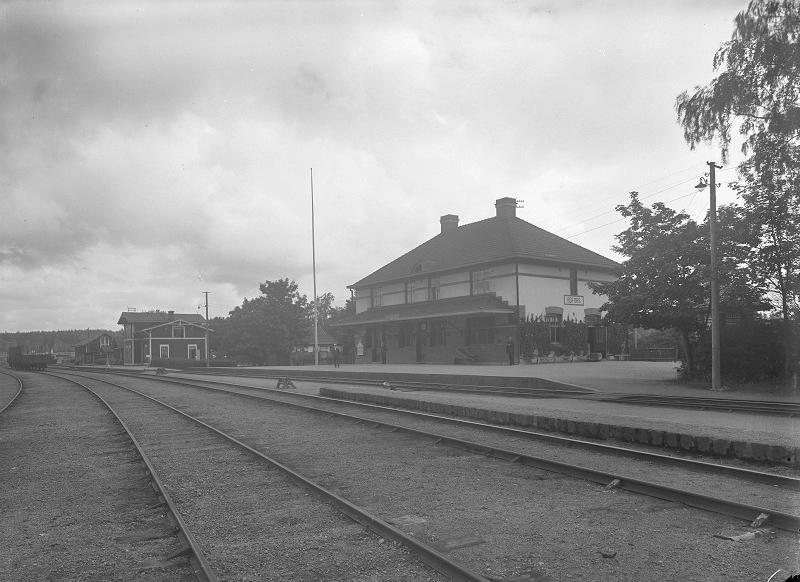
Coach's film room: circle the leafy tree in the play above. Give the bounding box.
[676,0,800,163]
[733,135,800,376]
[676,1,800,379]
[308,291,336,324]
[589,193,766,377]
[217,278,308,365]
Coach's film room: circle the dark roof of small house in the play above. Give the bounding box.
[351,215,618,288]
[329,293,515,327]
[117,312,206,325]
[300,326,339,345]
[75,332,115,347]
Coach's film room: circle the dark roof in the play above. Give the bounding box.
[329,294,515,327]
[75,332,114,347]
[300,326,339,345]
[351,215,618,288]
[118,312,206,325]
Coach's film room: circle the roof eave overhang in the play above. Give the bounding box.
[349,256,619,290]
[329,306,514,327]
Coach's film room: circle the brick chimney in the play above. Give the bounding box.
[440,214,459,233]
[167,310,174,321]
[495,197,517,218]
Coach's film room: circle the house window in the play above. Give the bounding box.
[172,326,185,338]
[188,345,198,359]
[399,323,414,348]
[371,288,382,308]
[472,270,491,295]
[430,321,446,347]
[100,336,110,346]
[406,279,430,303]
[570,269,578,296]
[429,278,440,301]
[160,345,169,358]
[544,313,563,343]
[466,316,495,345]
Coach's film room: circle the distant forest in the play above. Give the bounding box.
[0,329,123,354]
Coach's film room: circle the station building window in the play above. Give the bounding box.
[429,278,440,301]
[172,326,185,338]
[466,316,495,345]
[371,288,383,308]
[471,269,491,295]
[160,345,169,358]
[544,306,564,344]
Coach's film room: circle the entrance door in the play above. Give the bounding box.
[588,326,607,357]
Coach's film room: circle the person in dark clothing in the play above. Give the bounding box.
[380,343,387,364]
[506,336,515,365]
[333,347,340,368]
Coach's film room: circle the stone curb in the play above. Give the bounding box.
[319,387,798,467]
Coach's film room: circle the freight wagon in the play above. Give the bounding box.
[6,346,51,371]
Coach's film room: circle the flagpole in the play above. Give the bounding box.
[311,168,319,366]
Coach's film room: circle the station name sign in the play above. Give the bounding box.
[384,313,400,321]
[564,295,584,306]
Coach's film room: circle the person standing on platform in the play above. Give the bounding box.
[506,336,515,365]
[381,343,387,364]
[333,347,340,368]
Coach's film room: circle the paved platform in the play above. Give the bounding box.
[219,361,799,459]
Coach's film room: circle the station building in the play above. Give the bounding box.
[117,310,209,365]
[330,197,618,364]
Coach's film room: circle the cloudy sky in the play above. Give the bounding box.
[1,0,749,332]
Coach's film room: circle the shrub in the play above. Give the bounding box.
[681,319,795,383]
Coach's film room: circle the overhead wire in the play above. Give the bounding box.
[557,164,740,241]
[546,163,707,229]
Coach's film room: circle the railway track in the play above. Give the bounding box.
[90,369,800,487]
[12,368,800,580]
[64,370,800,526]
[44,371,485,582]
[0,369,200,582]
[608,393,800,417]
[0,369,22,413]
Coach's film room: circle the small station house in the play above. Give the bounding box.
[118,310,209,365]
[331,198,618,364]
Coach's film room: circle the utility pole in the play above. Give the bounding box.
[697,162,723,391]
[311,168,319,366]
[708,161,722,391]
[203,291,210,367]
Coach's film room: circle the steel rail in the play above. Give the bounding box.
[43,372,218,582]
[64,370,800,534]
[0,369,24,414]
[96,369,800,490]
[47,371,493,582]
[611,394,800,416]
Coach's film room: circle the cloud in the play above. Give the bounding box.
[0,0,751,330]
